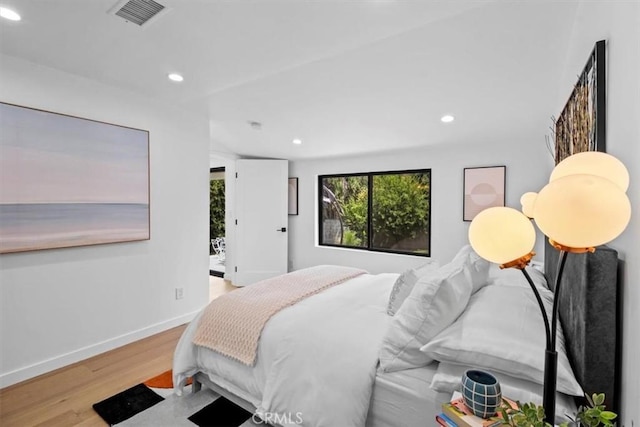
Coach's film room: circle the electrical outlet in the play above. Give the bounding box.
[175,287,184,300]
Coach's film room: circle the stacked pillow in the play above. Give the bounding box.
[386,260,439,316]
[378,246,490,372]
[421,280,583,396]
[378,246,584,408]
[486,263,548,291]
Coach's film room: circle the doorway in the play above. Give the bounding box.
[209,167,225,278]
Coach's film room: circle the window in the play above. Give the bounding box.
[319,169,431,256]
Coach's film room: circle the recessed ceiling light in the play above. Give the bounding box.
[0,7,21,21]
[292,139,302,145]
[441,115,455,123]
[168,73,184,82]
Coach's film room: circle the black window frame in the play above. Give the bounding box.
[318,168,431,257]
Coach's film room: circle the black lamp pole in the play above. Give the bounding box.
[518,250,568,423]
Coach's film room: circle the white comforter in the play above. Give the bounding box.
[173,272,397,427]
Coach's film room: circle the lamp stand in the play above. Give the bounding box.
[516,249,569,424]
[543,350,558,423]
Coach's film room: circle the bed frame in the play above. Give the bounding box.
[544,239,620,412]
[192,374,257,414]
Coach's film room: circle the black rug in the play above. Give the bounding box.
[188,397,252,427]
[93,383,164,425]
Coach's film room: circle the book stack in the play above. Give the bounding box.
[435,392,517,427]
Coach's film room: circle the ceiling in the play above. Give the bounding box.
[0,0,581,160]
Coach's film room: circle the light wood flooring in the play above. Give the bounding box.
[209,276,236,301]
[0,277,236,427]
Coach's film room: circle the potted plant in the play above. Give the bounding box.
[499,400,549,427]
[499,393,617,427]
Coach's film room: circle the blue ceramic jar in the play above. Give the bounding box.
[461,369,502,418]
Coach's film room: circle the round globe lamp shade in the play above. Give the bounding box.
[550,151,629,192]
[520,192,538,218]
[469,207,536,265]
[534,175,631,249]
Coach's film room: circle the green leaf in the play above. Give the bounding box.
[600,411,617,420]
[500,407,510,421]
[593,393,605,406]
[585,408,599,416]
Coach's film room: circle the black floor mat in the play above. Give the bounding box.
[187,396,253,427]
[92,383,164,425]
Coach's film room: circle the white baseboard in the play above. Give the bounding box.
[0,310,200,389]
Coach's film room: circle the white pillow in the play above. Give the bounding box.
[387,260,440,316]
[464,246,491,293]
[421,285,583,396]
[488,264,548,290]
[379,246,488,372]
[430,362,577,423]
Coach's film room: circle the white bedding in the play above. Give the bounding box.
[366,364,450,427]
[174,272,399,427]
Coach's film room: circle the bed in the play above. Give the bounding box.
[173,243,619,426]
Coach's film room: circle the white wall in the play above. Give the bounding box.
[289,137,550,273]
[0,55,211,387]
[557,2,639,424]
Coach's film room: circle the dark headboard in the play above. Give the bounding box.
[544,239,620,411]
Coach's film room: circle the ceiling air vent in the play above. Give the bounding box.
[110,0,167,27]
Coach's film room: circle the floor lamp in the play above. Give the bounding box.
[468,152,630,423]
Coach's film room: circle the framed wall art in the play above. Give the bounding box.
[554,40,606,164]
[288,177,298,215]
[463,166,506,221]
[0,102,150,254]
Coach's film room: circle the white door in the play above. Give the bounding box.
[234,159,288,286]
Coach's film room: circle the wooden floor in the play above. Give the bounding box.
[0,325,187,427]
[209,275,236,301]
[0,277,236,427]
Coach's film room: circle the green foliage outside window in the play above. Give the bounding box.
[320,170,430,255]
[210,179,225,253]
[371,173,430,251]
[322,176,368,248]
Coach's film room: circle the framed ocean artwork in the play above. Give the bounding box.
[0,102,150,254]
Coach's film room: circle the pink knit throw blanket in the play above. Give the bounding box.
[192,265,366,365]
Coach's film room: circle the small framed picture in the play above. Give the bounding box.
[463,166,506,221]
[288,177,298,215]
